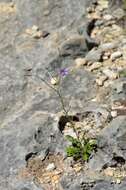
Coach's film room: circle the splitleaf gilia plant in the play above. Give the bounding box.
[37,67,97,162]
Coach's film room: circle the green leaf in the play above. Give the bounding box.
[66,146,81,157]
[89,139,97,146]
[66,135,81,147]
[65,135,75,142]
[82,153,88,161]
[66,136,97,162]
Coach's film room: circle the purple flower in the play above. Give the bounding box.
[59,68,68,77]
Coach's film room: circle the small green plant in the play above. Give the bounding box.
[37,65,97,162]
[66,135,97,161]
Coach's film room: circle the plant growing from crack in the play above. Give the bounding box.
[66,135,97,161]
[37,67,97,162]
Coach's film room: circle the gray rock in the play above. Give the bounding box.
[0,1,97,186]
[88,150,112,171]
[108,0,123,9]
[85,48,103,62]
[99,42,118,51]
[112,8,125,19]
[111,78,126,103]
[78,19,99,50]
[98,116,126,164]
[59,18,99,58]
[14,0,91,30]
[95,20,104,27]
[92,181,114,190]
[2,0,126,190]
[0,112,51,190]
[60,172,115,190]
[59,35,88,58]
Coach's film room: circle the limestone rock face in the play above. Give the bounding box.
[1,0,126,189]
[14,0,90,29]
[0,1,95,190]
[109,0,123,9]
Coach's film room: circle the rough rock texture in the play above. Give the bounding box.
[14,0,90,30]
[88,116,126,172]
[0,1,97,190]
[0,0,126,189]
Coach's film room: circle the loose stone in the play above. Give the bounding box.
[102,68,118,79]
[103,14,113,21]
[96,75,108,86]
[111,110,118,118]
[89,62,102,71]
[111,51,122,61]
[50,77,59,85]
[46,163,56,171]
[75,58,87,67]
[32,25,39,31]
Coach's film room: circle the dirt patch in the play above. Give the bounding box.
[26,154,64,189]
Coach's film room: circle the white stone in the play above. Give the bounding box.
[89,62,102,71]
[116,179,121,184]
[103,55,109,60]
[102,68,118,79]
[111,110,117,118]
[96,75,108,86]
[46,163,56,171]
[111,51,122,61]
[103,14,113,21]
[50,77,59,85]
[32,25,39,31]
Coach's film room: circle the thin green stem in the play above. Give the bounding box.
[38,75,70,115]
[38,75,80,141]
[56,89,69,116]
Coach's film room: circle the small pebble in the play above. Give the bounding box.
[100,42,117,51]
[75,58,87,67]
[111,51,122,61]
[111,110,117,118]
[89,62,102,71]
[95,20,104,27]
[25,28,33,35]
[46,163,56,171]
[50,77,59,85]
[103,14,113,21]
[104,167,114,177]
[104,80,113,87]
[96,75,108,86]
[103,55,109,60]
[32,25,39,31]
[103,68,118,80]
[116,179,121,184]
